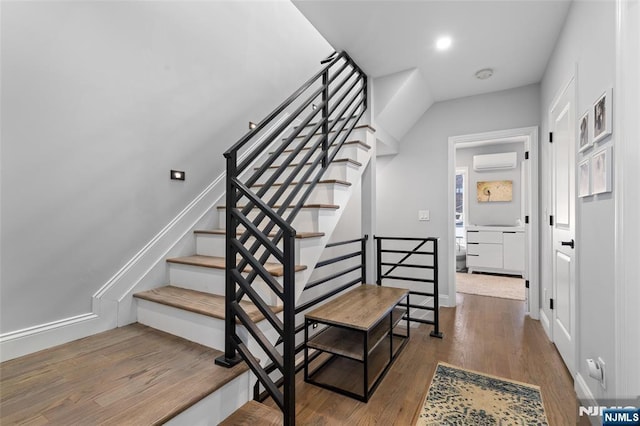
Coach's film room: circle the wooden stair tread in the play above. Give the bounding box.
[133,286,282,322]
[219,400,282,425]
[166,255,307,277]
[250,178,352,188]
[254,158,362,170]
[0,323,248,425]
[194,229,325,239]
[216,203,339,210]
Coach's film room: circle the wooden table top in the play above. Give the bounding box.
[305,284,409,331]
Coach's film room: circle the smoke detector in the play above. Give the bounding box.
[475,68,494,80]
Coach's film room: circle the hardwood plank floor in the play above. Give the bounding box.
[283,293,583,425]
[0,324,248,425]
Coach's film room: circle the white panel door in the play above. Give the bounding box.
[550,78,576,375]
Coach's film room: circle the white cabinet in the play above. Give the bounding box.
[467,232,503,269]
[466,227,524,276]
[503,232,525,272]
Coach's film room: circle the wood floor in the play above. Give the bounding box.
[0,324,248,425]
[277,292,582,425]
[1,293,584,425]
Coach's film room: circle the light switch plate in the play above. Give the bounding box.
[418,210,430,221]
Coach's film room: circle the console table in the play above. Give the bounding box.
[303,285,409,402]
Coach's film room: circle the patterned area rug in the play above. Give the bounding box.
[416,362,548,425]
[456,272,525,301]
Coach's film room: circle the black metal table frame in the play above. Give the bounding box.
[303,294,410,402]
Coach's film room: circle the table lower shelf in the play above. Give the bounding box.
[306,334,406,401]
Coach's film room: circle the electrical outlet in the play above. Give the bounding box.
[598,357,606,389]
[418,210,430,221]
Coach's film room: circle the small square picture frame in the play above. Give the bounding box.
[591,145,612,194]
[578,157,591,197]
[578,109,591,152]
[593,88,612,144]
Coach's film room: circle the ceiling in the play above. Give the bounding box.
[293,0,572,103]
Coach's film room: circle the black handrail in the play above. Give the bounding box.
[375,236,444,338]
[215,52,367,426]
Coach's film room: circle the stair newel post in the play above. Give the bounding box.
[321,66,329,169]
[215,151,243,368]
[361,235,368,284]
[362,72,368,112]
[282,227,296,426]
[430,238,443,338]
[375,236,382,286]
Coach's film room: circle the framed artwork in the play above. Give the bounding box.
[578,110,591,152]
[578,157,591,197]
[476,180,513,202]
[591,146,612,194]
[593,88,612,143]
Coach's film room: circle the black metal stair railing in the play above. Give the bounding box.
[214,51,367,426]
[375,236,444,338]
[253,236,368,402]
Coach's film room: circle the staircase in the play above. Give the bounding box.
[130,52,371,424]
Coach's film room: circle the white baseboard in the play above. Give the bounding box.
[539,308,552,340]
[0,300,117,362]
[575,372,600,425]
[439,294,450,308]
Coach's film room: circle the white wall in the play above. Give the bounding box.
[0,1,330,333]
[614,0,640,399]
[376,84,540,299]
[456,143,525,227]
[540,0,617,402]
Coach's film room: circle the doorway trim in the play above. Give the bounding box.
[447,127,539,318]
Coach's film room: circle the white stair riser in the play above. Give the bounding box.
[196,233,323,265]
[165,371,251,426]
[168,263,226,295]
[253,161,360,185]
[136,298,281,366]
[137,298,226,350]
[291,126,369,144]
[168,263,283,306]
[219,206,337,233]
[269,144,368,166]
[256,182,350,206]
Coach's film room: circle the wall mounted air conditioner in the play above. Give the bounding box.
[473,152,517,171]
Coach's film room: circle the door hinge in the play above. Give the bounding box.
[549,132,553,143]
[525,280,530,289]
[550,215,554,226]
[525,151,529,160]
[550,298,554,310]
[525,215,529,224]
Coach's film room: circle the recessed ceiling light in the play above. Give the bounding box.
[436,36,452,51]
[475,68,494,80]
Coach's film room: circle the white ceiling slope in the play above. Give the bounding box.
[375,68,434,141]
[293,0,571,143]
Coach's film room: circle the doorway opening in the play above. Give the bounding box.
[447,127,539,318]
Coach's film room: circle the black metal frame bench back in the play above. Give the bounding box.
[375,236,443,338]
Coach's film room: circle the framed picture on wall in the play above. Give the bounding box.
[593,88,612,143]
[476,180,513,202]
[578,110,591,152]
[591,145,612,194]
[578,157,590,197]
